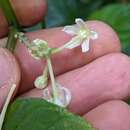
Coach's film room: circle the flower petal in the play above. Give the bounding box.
[43,88,53,102]
[90,31,98,40]
[32,39,48,45]
[43,84,71,107]
[64,36,82,49]
[62,25,78,35]
[81,39,90,52]
[54,84,71,107]
[75,18,86,29]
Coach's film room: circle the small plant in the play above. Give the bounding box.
[15,18,98,108]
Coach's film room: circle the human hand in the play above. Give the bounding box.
[0,0,47,107]
[1,1,130,130]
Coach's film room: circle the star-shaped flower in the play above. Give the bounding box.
[63,18,98,52]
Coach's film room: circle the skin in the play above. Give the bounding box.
[0,1,130,130]
[15,21,121,93]
[0,48,21,110]
[0,0,47,37]
[0,21,121,94]
[10,0,47,26]
[84,100,130,130]
[0,8,8,37]
[22,53,130,115]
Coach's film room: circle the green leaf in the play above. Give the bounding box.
[127,99,130,105]
[3,98,94,130]
[88,4,130,55]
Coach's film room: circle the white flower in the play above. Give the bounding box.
[63,18,98,53]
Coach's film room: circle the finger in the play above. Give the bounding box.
[0,0,47,37]
[21,53,130,115]
[10,0,47,26]
[14,21,121,93]
[83,100,130,130]
[0,48,21,110]
[0,38,7,47]
[0,9,8,37]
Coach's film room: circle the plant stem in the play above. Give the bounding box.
[42,65,48,78]
[6,27,18,52]
[0,0,20,52]
[46,57,58,102]
[0,0,19,28]
[0,84,16,130]
[52,35,81,54]
[51,47,64,54]
[16,33,31,47]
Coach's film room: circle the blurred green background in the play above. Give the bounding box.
[27,0,130,56]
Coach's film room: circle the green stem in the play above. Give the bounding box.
[6,27,18,52]
[0,0,19,28]
[0,0,20,52]
[0,84,16,130]
[42,65,48,78]
[16,33,31,47]
[46,57,58,102]
[51,46,64,54]
[52,35,81,54]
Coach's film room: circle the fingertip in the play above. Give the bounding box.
[0,48,21,110]
[10,0,47,26]
[83,100,130,130]
[0,9,8,38]
[0,0,47,38]
[86,20,121,58]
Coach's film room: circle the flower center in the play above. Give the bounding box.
[79,30,88,39]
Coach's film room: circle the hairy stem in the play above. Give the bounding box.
[0,0,20,52]
[6,27,18,52]
[47,57,58,102]
[42,64,48,76]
